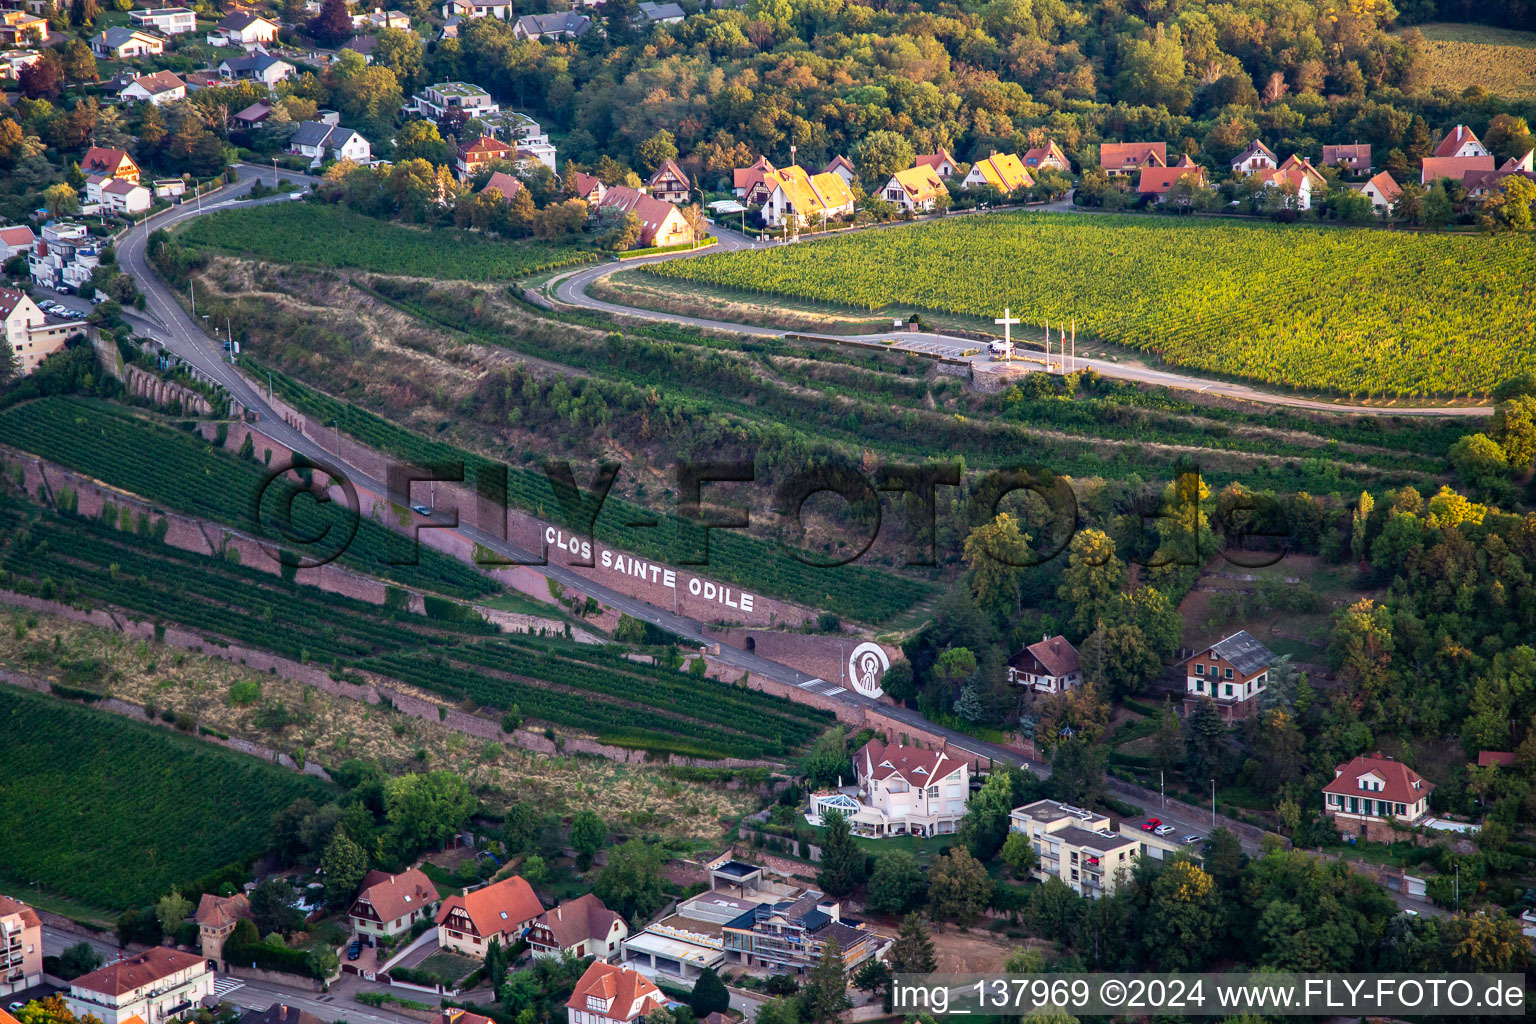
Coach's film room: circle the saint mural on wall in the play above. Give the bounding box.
[849,641,889,699]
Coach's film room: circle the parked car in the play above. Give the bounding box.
[988,339,1012,356]
[1181,834,1200,845]
[1141,818,1160,831]
[346,941,361,961]
[1154,824,1175,836]
[411,504,432,516]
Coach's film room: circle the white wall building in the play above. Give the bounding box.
[64,947,213,1024]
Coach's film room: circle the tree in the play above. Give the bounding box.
[690,968,730,1017]
[320,829,368,905]
[521,853,547,885]
[1202,827,1244,887]
[816,809,867,897]
[1482,175,1536,233]
[1450,432,1510,490]
[1049,739,1107,807]
[15,996,103,1024]
[371,26,424,89]
[18,51,62,99]
[1081,622,1160,699]
[1423,181,1453,230]
[395,118,450,165]
[962,512,1032,613]
[1114,25,1191,112]
[1058,529,1126,637]
[384,770,475,857]
[957,769,1013,862]
[865,850,926,915]
[484,937,508,990]
[1150,700,1183,775]
[60,39,97,83]
[593,837,667,920]
[309,0,353,45]
[753,998,802,1024]
[1143,860,1220,970]
[42,183,78,218]
[1494,394,1536,470]
[801,727,849,788]
[636,129,679,174]
[0,340,17,390]
[885,913,936,973]
[568,809,606,865]
[501,802,546,855]
[601,211,643,251]
[801,938,850,1024]
[1183,697,1229,786]
[250,877,304,935]
[925,847,992,927]
[57,941,103,980]
[999,832,1036,877]
[853,130,915,193]
[155,890,191,940]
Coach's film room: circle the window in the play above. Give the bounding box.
[1224,668,1233,679]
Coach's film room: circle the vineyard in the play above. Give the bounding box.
[178,203,599,280]
[0,685,331,910]
[645,212,1536,397]
[0,493,834,761]
[0,397,497,599]
[1408,23,1536,97]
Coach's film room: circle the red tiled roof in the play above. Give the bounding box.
[1478,751,1517,768]
[733,155,775,193]
[0,286,32,318]
[572,171,604,199]
[352,867,436,924]
[1432,124,1483,159]
[0,226,36,248]
[1138,165,1206,194]
[1231,139,1276,166]
[647,157,689,188]
[1022,635,1079,677]
[1363,170,1401,201]
[1322,143,1371,166]
[532,893,623,950]
[1322,756,1434,805]
[596,184,688,245]
[1421,155,1494,184]
[82,146,136,176]
[481,171,523,199]
[193,892,250,929]
[72,947,204,997]
[459,135,510,161]
[129,70,185,94]
[430,1011,495,1024]
[0,894,41,929]
[914,147,957,172]
[566,962,663,1021]
[856,738,963,786]
[434,875,542,937]
[1099,141,1165,170]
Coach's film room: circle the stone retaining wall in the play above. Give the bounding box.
[125,364,214,415]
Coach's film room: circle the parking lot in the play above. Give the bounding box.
[30,284,94,322]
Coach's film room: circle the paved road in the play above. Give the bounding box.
[552,218,1488,419]
[40,926,419,1024]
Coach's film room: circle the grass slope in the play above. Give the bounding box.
[646,211,1536,397]
[179,203,599,280]
[1410,22,1536,96]
[0,685,330,910]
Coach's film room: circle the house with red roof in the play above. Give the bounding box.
[822,154,856,187]
[527,893,627,961]
[1259,156,1328,210]
[193,892,251,967]
[1007,635,1081,694]
[82,146,141,184]
[823,738,970,838]
[1422,124,1495,185]
[1230,139,1277,176]
[1355,170,1401,212]
[0,225,35,261]
[596,185,695,247]
[566,961,665,1024]
[646,157,690,204]
[435,875,543,957]
[1477,751,1517,769]
[348,868,438,940]
[913,147,959,178]
[1099,141,1166,177]
[481,171,524,201]
[1137,161,1206,203]
[1322,755,1434,833]
[732,155,778,203]
[1023,140,1069,172]
[456,135,511,181]
[64,947,212,1024]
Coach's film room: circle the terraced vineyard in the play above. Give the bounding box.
[645,212,1536,397]
[0,397,496,599]
[0,684,331,910]
[179,203,598,280]
[0,493,833,760]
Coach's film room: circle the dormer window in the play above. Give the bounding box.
[500,911,509,920]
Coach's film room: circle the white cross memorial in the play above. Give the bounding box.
[994,307,1020,361]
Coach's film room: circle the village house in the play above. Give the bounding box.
[1099,141,1166,177]
[1321,142,1372,173]
[0,895,42,996]
[1007,634,1081,693]
[130,7,197,34]
[807,738,969,838]
[733,156,779,203]
[0,225,36,261]
[408,81,499,121]
[882,165,948,212]
[527,894,627,961]
[1182,629,1273,721]
[638,1,685,24]
[959,151,1033,193]
[233,100,275,128]
[597,186,696,247]
[1023,140,1070,172]
[456,134,511,179]
[289,119,371,166]
[0,10,47,45]
[82,146,141,183]
[352,7,410,30]
[1422,124,1495,185]
[513,11,591,40]
[1009,799,1139,898]
[1323,755,1435,838]
[193,892,251,968]
[88,175,153,216]
[206,11,280,48]
[565,962,665,1024]
[429,1011,493,1024]
[0,49,42,80]
[64,947,213,1024]
[1259,156,1328,211]
[1137,159,1205,203]
[822,154,856,187]
[646,158,690,204]
[347,868,438,940]
[913,147,960,178]
[1231,139,1278,176]
[481,171,523,200]
[91,27,165,59]
[119,70,188,106]
[572,171,606,204]
[1,287,74,374]
[435,875,543,957]
[218,54,295,88]
[441,0,512,20]
[1355,170,1401,212]
[762,165,855,229]
[1462,153,1536,200]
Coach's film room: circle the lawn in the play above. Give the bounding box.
[645,211,1536,397]
[410,951,482,986]
[1408,22,1536,97]
[0,685,332,911]
[178,202,599,280]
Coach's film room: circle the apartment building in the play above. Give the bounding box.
[1,287,75,375]
[407,81,500,121]
[130,8,197,34]
[719,892,878,975]
[29,221,102,293]
[1009,799,1139,898]
[65,947,213,1024]
[0,896,42,996]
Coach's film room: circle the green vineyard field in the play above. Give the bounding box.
[179,203,599,280]
[0,685,331,910]
[645,212,1536,397]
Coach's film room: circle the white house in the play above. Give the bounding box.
[218,54,295,87]
[91,27,165,58]
[118,70,187,105]
[1231,139,1277,176]
[512,11,590,39]
[1357,170,1401,212]
[0,49,42,80]
[289,120,371,166]
[407,81,499,120]
[914,147,960,178]
[1009,800,1139,899]
[434,875,543,958]
[882,165,948,212]
[1007,634,1081,693]
[99,177,152,215]
[346,869,438,940]
[565,962,665,1024]
[352,7,410,30]
[761,166,855,229]
[527,895,627,962]
[0,225,35,260]
[207,11,279,48]
[1322,755,1434,831]
[638,1,684,23]
[0,286,74,375]
[807,738,969,838]
[1182,629,1273,723]
[64,948,213,1024]
[129,7,196,35]
[441,0,511,19]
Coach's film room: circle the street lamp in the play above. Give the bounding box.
[1211,778,1216,827]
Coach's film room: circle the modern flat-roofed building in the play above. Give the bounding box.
[1009,799,1139,898]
